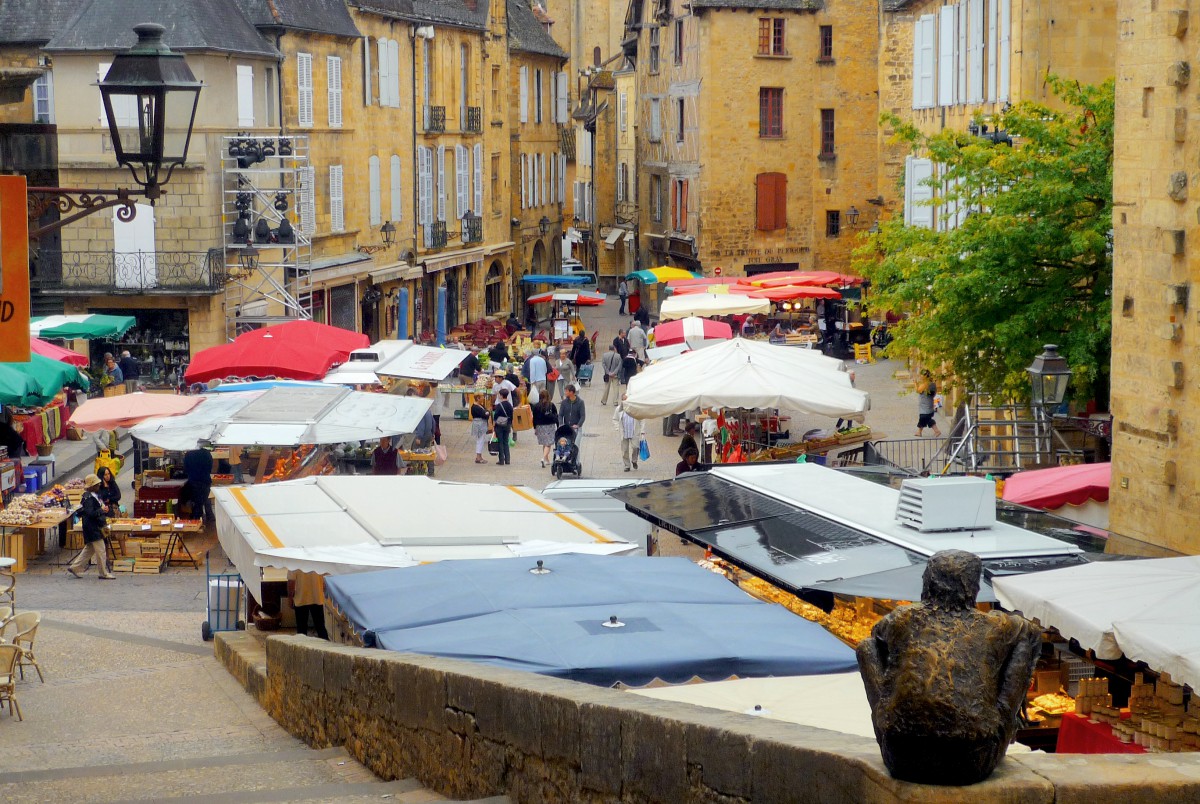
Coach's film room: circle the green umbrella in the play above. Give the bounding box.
[0,364,46,406]
[0,354,89,407]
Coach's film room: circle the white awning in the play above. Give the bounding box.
[370,262,422,283]
[423,246,488,274]
[375,342,470,380]
[604,228,625,245]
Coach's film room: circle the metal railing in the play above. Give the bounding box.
[461,214,482,244]
[465,106,482,133]
[424,221,447,249]
[31,249,224,294]
[425,106,446,133]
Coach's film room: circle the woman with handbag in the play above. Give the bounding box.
[492,389,515,466]
[532,393,559,468]
[470,399,491,464]
[553,353,574,401]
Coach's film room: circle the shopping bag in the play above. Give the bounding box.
[527,383,540,405]
[638,436,650,462]
[512,404,534,432]
[94,449,123,478]
[488,438,500,455]
[433,445,448,466]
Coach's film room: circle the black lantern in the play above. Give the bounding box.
[97,23,202,201]
[381,221,397,246]
[846,206,860,226]
[238,243,259,273]
[1026,344,1072,414]
[539,215,550,236]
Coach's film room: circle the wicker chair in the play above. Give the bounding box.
[0,571,13,607]
[1,612,43,683]
[0,644,21,720]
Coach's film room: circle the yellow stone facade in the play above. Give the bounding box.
[1108,0,1198,554]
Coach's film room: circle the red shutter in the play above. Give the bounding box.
[773,172,787,230]
[670,179,678,229]
[757,173,785,230]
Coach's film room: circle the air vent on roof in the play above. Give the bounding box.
[895,476,997,532]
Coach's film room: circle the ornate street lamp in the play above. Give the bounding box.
[238,243,260,274]
[539,216,551,236]
[29,23,202,239]
[381,221,397,246]
[846,206,861,226]
[1026,344,1072,415]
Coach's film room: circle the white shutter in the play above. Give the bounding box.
[987,0,998,101]
[938,6,956,108]
[650,98,662,139]
[378,40,391,106]
[998,0,1011,101]
[550,156,556,204]
[917,16,936,109]
[473,144,483,218]
[573,182,580,218]
[957,1,967,105]
[556,71,569,123]
[300,165,316,234]
[519,66,529,123]
[456,144,469,216]
[558,155,566,204]
[327,56,343,128]
[369,155,382,226]
[114,204,156,289]
[619,91,627,131]
[298,53,314,126]
[418,147,433,227]
[436,145,446,223]
[905,157,934,229]
[388,39,400,107]
[390,154,402,221]
[520,154,527,209]
[330,165,345,232]
[617,162,625,201]
[237,65,255,126]
[541,154,548,207]
[531,153,539,207]
[364,35,373,106]
[969,0,984,103]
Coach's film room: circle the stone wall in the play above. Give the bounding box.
[233,633,1200,804]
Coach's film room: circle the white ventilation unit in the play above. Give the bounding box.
[895,476,997,532]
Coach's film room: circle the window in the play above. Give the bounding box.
[369,155,382,226]
[649,27,660,73]
[237,65,254,126]
[460,44,470,124]
[485,263,503,315]
[819,25,833,61]
[33,73,54,124]
[299,165,316,234]
[650,174,663,222]
[519,65,528,123]
[649,98,662,141]
[619,91,627,131]
[455,144,470,217]
[825,210,840,238]
[617,163,628,202]
[555,72,569,123]
[297,53,313,127]
[820,108,835,157]
[674,19,684,65]
[594,46,602,66]
[390,154,402,221]
[264,67,277,126]
[492,65,501,111]
[473,143,483,219]
[491,152,501,213]
[676,97,685,142]
[535,69,543,124]
[759,88,783,138]
[327,56,342,128]
[671,178,688,231]
[329,165,345,232]
[755,172,786,231]
[757,18,786,56]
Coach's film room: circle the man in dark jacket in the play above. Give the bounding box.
[559,384,586,432]
[612,330,630,358]
[68,473,115,579]
[183,447,215,524]
[118,350,141,392]
[569,331,591,372]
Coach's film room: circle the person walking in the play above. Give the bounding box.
[492,388,514,465]
[914,370,942,437]
[628,321,649,364]
[569,330,591,374]
[617,279,629,315]
[532,393,559,468]
[612,329,631,358]
[677,421,699,461]
[527,349,549,394]
[553,351,575,401]
[600,345,622,405]
[68,474,115,580]
[620,349,639,386]
[183,445,214,525]
[470,398,490,464]
[118,350,140,393]
[559,384,586,434]
[618,396,639,472]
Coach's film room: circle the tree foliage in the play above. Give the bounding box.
[852,78,1114,402]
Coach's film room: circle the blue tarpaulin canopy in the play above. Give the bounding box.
[520,274,589,285]
[324,554,857,686]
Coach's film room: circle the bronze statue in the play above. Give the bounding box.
[856,550,1039,785]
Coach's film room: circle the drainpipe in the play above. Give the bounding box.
[411,25,420,259]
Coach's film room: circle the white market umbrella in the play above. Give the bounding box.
[659,293,771,321]
[623,338,868,419]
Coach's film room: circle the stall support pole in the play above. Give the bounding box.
[253,448,274,485]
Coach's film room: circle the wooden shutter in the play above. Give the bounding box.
[300,166,316,234]
[456,144,469,217]
[369,155,382,226]
[237,65,255,126]
[418,146,433,226]
[378,40,390,106]
[987,0,998,101]
[540,154,548,207]
[969,0,984,103]
[619,92,628,130]
[998,0,1011,101]
[905,157,934,229]
[298,53,313,126]
[329,165,344,232]
[436,145,446,222]
[114,203,156,289]
[957,0,967,105]
[556,72,569,123]
[390,154,402,221]
[388,40,399,106]
[519,66,528,123]
[473,143,483,217]
[756,173,773,230]
[917,16,936,108]
[363,35,373,106]
[938,5,955,107]
[327,56,343,128]
[520,154,527,209]
[681,179,689,231]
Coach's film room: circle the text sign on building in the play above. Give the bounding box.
[0,175,31,362]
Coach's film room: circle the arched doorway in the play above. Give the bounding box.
[446,270,460,331]
[485,261,503,315]
[531,240,546,275]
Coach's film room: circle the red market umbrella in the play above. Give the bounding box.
[526,290,607,306]
[665,277,743,289]
[1002,462,1111,510]
[30,337,89,368]
[651,316,734,347]
[751,271,864,288]
[743,285,842,302]
[185,321,369,384]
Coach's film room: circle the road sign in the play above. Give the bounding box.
[714,266,722,276]
[0,175,31,362]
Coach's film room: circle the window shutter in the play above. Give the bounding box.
[388,40,399,107]
[906,157,934,229]
[298,53,313,126]
[436,145,446,222]
[957,1,967,105]
[756,174,772,230]
[519,66,528,123]
[473,143,483,217]
[329,165,345,232]
[619,92,628,131]
[369,155,382,226]
[237,65,255,126]
[681,180,689,231]
[540,154,548,207]
[650,98,661,139]
[520,154,527,209]
[418,146,433,226]
[917,16,936,109]
[557,72,569,123]
[969,0,984,102]
[987,0,998,101]
[364,36,373,106]
[938,6,955,107]
[300,166,316,234]
[378,40,389,106]
[390,154,402,221]
[774,173,787,230]
[573,182,580,219]
[998,0,1011,101]
[456,144,469,216]
[327,56,343,127]
[617,162,625,202]
[560,155,566,203]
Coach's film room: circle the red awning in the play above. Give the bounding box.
[30,337,89,368]
[1002,462,1111,509]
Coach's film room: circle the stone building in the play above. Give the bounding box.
[593,63,639,286]
[625,0,881,279]
[1107,1,1196,554]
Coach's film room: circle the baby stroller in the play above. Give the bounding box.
[550,424,582,479]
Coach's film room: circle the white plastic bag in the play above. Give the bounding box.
[528,383,541,405]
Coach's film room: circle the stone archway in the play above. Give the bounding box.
[485,260,503,316]
[531,240,546,275]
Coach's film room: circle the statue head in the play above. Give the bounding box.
[920,550,982,611]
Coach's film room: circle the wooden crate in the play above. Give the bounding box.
[133,558,162,574]
[112,558,136,573]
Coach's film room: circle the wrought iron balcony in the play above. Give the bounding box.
[31,249,225,294]
[465,106,482,133]
[461,214,482,244]
[425,106,446,133]
[425,221,447,249]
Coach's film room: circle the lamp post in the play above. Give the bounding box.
[1025,344,1073,415]
[27,23,202,239]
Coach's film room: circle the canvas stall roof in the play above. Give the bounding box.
[658,293,770,320]
[30,314,136,340]
[129,386,432,450]
[324,554,857,686]
[215,477,634,601]
[374,341,470,380]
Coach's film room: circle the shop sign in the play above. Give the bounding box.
[0,175,31,362]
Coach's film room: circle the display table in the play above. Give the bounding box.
[70,516,202,572]
[0,508,73,572]
[1056,713,1146,755]
[12,400,66,456]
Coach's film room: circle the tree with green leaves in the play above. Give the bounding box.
[853,77,1114,404]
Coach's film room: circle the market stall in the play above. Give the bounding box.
[30,338,89,368]
[1002,462,1111,529]
[29,314,137,341]
[658,293,770,321]
[0,483,79,572]
[184,320,370,384]
[213,476,638,604]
